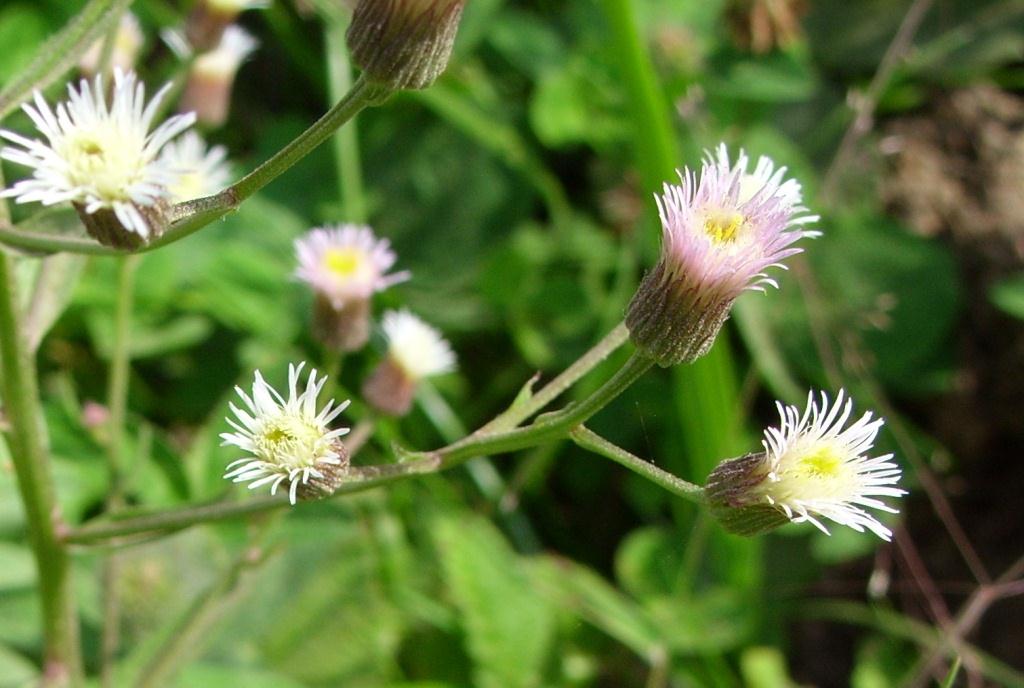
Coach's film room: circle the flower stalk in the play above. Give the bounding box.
[0,250,83,686]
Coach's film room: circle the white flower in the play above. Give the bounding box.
[0,70,195,239]
[382,309,456,381]
[758,390,905,540]
[158,131,232,201]
[294,225,410,308]
[221,363,350,505]
[192,25,259,79]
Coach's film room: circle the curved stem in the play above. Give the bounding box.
[483,322,629,433]
[65,352,656,545]
[569,426,703,503]
[0,77,390,256]
[0,252,82,685]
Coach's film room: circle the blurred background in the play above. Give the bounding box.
[0,0,1023,685]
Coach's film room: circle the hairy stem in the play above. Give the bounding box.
[483,322,630,432]
[0,77,390,256]
[0,252,82,685]
[570,426,704,502]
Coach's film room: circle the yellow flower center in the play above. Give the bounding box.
[795,446,843,479]
[255,415,324,470]
[61,125,145,200]
[702,210,746,244]
[323,248,365,278]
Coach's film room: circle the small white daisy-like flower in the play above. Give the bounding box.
[295,225,410,309]
[0,70,195,241]
[756,390,905,540]
[363,310,456,415]
[382,309,456,382]
[626,143,819,366]
[158,131,232,202]
[79,12,144,76]
[221,363,350,505]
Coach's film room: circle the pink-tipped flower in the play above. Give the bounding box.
[706,390,905,540]
[626,144,819,366]
[295,225,410,352]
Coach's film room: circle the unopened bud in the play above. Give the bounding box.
[346,0,466,90]
[180,26,258,127]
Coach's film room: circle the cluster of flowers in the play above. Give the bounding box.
[0,0,904,538]
[0,0,262,248]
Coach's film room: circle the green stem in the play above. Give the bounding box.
[0,77,390,256]
[63,460,442,544]
[483,322,629,432]
[100,254,138,687]
[325,17,367,222]
[569,426,703,503]
[434,351,654,466]
[65,351,656,545]
[0,253,82,685]
[134,520,275,688]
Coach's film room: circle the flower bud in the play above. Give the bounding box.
[346,0,466,90]
[361,310,456,417]
[626,144,818,366]
[79,12,144,77]
[186,0,266,52]
[180,26,258,127]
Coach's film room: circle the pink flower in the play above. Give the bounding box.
[294,224,409,310]
[626,144,819,366]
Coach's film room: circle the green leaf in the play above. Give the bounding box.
[739,646,798,688]
[0,642,38,688]
[0,0,134,121]
[614,526,685,598]
[0,543,35,591]
[432,511,555,688]
[174,664,308,688]
[990,273,1024,319]
[527,555,664,661]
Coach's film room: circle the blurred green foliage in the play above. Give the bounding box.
[1,0,1022,686]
